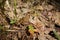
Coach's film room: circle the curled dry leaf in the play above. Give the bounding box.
[29,16,45,37]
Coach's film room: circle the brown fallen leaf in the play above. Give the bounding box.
[29,16,45,37]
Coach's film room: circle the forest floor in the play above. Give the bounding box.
[0,0,60,40]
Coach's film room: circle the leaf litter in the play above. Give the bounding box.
[0,0,60,40]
